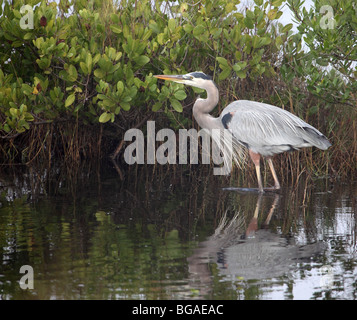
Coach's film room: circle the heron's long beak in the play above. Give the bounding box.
[154,74,185,83]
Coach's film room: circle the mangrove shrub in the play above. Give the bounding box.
[0,0,356,176]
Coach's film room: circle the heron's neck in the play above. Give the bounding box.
[192,83,222,130]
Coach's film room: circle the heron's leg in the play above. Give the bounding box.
[267,158,281,190]
[263,194,279,227]
[246,194,262,237]
[249,150,264,193]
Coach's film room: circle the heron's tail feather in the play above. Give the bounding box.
[298,127,332,150]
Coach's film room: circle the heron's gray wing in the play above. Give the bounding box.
[221,101,331,156]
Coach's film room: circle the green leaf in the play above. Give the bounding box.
[193,25,205,37]
[275,36,283,48]
[19,104,27,113]
[168,19,176,32]
[282,23,293,33]
[13,9,21,19]
[36,58,51,70]
[183,24,193,33]
[142,29,153,41]
[65,93,75,108]
[218,68,231,80]
[86,52,93,74]
[271,0,283,6]
[67,65,78,82]
[24,112,34,122]
[3,124,11,133]
[216,57,229,67]
[152,102,162,112]
[110,14,119,24]
[149,20,160,34]
[236,70,247,79]
[24,33,32,40]
[9,108,18,118]
[80,62,89,75]
[99,112,111,123]
[102,98,115,107]
[233,64,241,72]
[97,24,105,33]
[93,53,101,64]
[170,98,183,112]
[211,28,222,39]
[120,102,131,111]
[267,8,278,20]
[133,55,150,67]
[157,33,165,45]
[244,17,254,29]
[94,69,106,79]
[22,84,33,95]
[98,57,112,72]
[117,81,124,95]
[110,25,122,34]
[174,90,187,101]
[225,2,235,13]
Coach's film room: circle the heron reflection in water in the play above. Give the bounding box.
[154,72,331,192]
[186,194,326,296]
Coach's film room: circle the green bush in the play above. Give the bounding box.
[0,0,287,132]
[0,0,355,176]
[287,0,356,108]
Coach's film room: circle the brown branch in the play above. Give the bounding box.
[111,113,152,159]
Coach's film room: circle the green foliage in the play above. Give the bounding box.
[0,0,288,138]
[1,0,355,174]
[286,0,356,108]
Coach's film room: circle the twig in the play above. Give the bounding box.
[111,114,152,159]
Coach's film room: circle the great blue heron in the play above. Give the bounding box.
[154,72,331,193]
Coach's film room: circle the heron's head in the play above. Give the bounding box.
[154,72,214,91]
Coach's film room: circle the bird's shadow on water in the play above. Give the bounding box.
[186,191,327,298]
[221,187,281,194]
[222,187,262,193]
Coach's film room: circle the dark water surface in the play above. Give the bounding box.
[0,164,356,300]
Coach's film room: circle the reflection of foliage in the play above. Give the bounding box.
[0,167,356,299]
[0,167,229,299]
[91,216,194,299]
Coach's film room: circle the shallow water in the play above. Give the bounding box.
[0,164,356,300]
